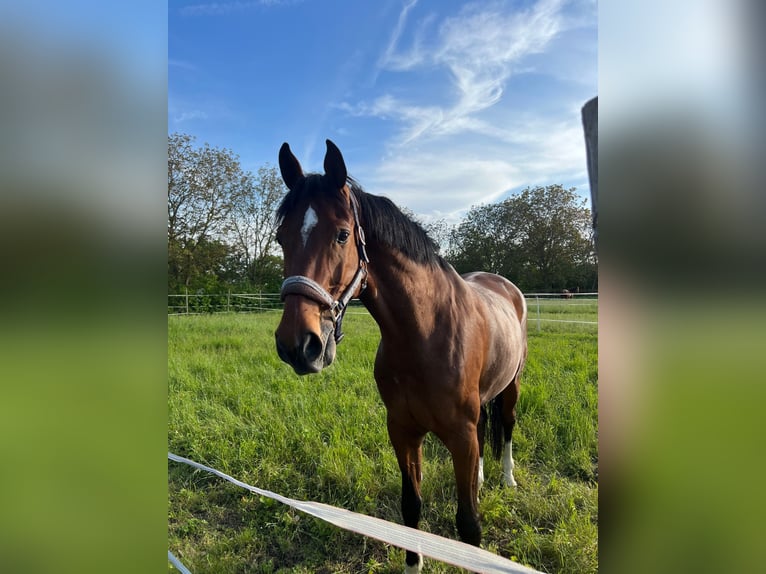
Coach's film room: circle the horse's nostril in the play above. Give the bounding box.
[275,334,290,363]
[275,330,324,374]
[301,332,323,364]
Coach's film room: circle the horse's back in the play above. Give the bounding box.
[462,272,527,325]
[461,272,527,402]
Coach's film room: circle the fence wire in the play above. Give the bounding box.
[168,292,598,329]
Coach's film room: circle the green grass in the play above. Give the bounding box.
[169,309,597,573]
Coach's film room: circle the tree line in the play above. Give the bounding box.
[168,133,597,294]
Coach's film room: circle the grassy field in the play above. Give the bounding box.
[168,304,597,573]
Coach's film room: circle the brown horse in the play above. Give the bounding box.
[274,140,527,573]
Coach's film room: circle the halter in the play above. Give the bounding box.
[279,191,369,343]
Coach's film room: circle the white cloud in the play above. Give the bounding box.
[365,151,518,217]
[173,109,208,123]
[168,59,197,71]
[341,0,594,220]
[180,0,299,16]
[367,0,567,147]
[362,116,588,222]
[377,0,421,71]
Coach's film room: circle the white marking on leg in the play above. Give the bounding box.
[300,205,318,247]
[503,440,517,487]
[404,554,423,573]
[478,456,485,491]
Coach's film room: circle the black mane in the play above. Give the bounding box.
[276,174,445,268]
[349,178,446,268]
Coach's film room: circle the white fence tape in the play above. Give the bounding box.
[168,551,193,574]
[537,319,597,325]
[168,452,545,574]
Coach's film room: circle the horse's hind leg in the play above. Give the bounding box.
[388,421,426,573]
[477,405,487,492]
[499,379,520,487]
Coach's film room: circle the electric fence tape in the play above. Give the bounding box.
[168,551,192,574]
[169,452,545,574]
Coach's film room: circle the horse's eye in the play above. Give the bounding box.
[337,229,351,245]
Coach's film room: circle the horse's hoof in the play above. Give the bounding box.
[404,554,423,573]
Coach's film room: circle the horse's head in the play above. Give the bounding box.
[274,140,368,375]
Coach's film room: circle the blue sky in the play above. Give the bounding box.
[169,0,597,222]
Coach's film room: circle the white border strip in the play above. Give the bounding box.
[169,452,545,574]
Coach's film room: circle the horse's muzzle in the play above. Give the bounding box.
[275,325,336,375]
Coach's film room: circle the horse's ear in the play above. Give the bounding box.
[279,142,304,191]
[323,139,347,191]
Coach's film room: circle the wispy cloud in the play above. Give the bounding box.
[362,115,588,221]
[365,151,520,219]
[169,59,197,71]
[173,109,208,123]
[377,0,422,71]
[366,0,567,146]
[339,95,443,145]
[438,0,563,115]
[180,0,299,17]
[339,0,593,220]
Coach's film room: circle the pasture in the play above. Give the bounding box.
[168,302,597,573]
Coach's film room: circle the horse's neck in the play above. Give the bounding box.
[359,247,458,343]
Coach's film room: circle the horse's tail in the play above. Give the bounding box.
[489,393,504,460]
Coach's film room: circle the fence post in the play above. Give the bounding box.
[536,296,540,332]
[227,290,231,313]
[185,287,189,314]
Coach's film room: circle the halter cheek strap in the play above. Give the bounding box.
[279,192,369,343]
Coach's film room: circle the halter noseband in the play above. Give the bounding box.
[279,192,369,343]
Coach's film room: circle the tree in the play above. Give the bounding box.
[399,207,453,255]
[514,185,595,291]
[168,236,241,292]
[448,201,525,277]
[168,133,252,289]
[448,185,596,291]
[227,165,286,287]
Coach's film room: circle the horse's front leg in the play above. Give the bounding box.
[443,421,482,546]
[388,420,426,574]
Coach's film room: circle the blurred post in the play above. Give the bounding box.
[0,4,167,574]
[581,97,598,250]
